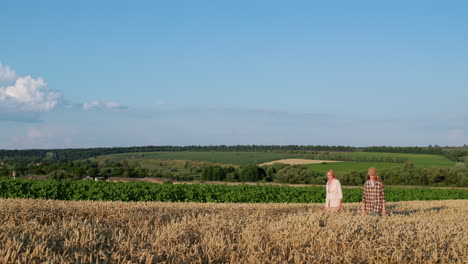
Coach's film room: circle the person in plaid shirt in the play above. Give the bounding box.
[361,167,387,216]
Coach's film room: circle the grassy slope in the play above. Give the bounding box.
[93,151,304,166]
[92,151,457,175]
[307,152,457,174]
[307,162,402,174]
[337,152,456,167]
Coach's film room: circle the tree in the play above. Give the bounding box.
[239,165,265,182]
[274,165,316,184]
[42,152,57,163]
[87,167,99,178]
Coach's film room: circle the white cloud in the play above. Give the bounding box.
[83,99,127,111]
[10,126,79,149]
[26,127,52,140]
[0,76,61,112]
[447,129,465,141]
[1,62,128,116]
[1,62,62,112]
[0,62,16,84]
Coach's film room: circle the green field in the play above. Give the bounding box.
[307,152,457,175]
[92,151,458,177]
[95,151,455,167]
[307,162,402,175]
[334,152,457,167]
[93,151,304,166]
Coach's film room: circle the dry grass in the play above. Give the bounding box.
[259,158,343,166]
[0,199,466,264]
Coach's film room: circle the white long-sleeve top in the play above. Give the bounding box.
[325,179,343,208]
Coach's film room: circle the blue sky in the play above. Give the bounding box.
[1,0,467,149]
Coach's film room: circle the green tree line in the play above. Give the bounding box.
[339,162,468,187]
[200,164,326,184]
[3,145,462,164]
[2,158,467,187]
[0,145,358,161]
[363,146,445,155]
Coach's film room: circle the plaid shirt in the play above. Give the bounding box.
[362,180,386,213]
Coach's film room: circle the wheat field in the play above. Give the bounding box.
[0,198,466,264]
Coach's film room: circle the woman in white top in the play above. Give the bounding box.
[324,169,343,212]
